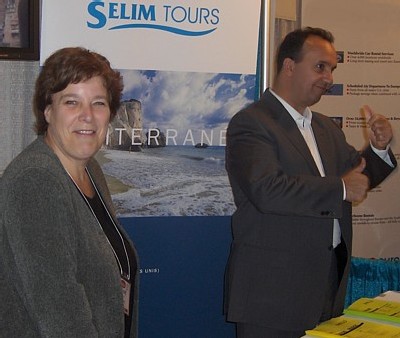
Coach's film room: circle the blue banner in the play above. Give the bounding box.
[121,216,235,337]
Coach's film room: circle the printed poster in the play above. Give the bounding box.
[302,0,400,260]
[41,0,261,217]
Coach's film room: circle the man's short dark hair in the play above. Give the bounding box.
[276,27,335,74]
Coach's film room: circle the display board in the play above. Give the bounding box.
[41,0,260,74]
[302,0,400,260]
[41,1,261,336]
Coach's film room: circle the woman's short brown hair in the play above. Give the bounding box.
[33,47,124,135]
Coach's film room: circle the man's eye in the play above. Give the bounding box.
[316,64,325,71]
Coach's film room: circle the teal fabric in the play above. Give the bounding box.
[345,257,400,307]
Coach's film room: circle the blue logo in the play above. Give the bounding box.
[325,84,343,96]
[87,2,220,37]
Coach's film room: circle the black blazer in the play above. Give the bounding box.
[224,90,396,330]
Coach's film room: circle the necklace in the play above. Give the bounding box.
[66,168,131,280]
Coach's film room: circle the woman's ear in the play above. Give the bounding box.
[44,106,52,124]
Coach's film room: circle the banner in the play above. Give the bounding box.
[122,216,235,337]
[302,0,400,260]
[41,0,260,74]
[41,0,260,218]
[41,1,260,336]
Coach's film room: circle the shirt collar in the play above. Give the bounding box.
[269,89,312,128]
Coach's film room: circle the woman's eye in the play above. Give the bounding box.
[94,101,106,106]
[65,100,77,105]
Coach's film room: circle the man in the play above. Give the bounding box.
[224,27,396,338]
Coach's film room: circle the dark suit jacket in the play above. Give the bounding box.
[224,90,396,331]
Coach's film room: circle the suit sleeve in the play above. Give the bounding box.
[362,145,397,188]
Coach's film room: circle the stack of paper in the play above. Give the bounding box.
[344,297,400,325]
[305,316,400,337]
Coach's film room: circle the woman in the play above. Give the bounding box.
[0,47,139,337]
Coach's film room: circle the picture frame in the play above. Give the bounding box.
[0,0,40,61]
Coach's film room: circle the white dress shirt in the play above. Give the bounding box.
[270,89,341,247]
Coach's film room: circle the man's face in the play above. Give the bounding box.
[289,35,337,112]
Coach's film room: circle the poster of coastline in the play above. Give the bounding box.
[99,70,257,216]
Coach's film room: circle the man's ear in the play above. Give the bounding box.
[282,57,295,74]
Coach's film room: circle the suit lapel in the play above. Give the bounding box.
[261,91,321,175]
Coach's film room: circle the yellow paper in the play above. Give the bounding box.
[344,297,400,324]
[306,316,400,338]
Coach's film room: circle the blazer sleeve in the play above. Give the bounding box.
[362,144,397,188]
[3,168,100,337]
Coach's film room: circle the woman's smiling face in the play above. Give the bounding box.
[44,76,110,168]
